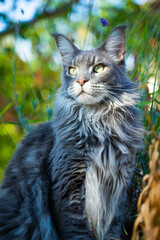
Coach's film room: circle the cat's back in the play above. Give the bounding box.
[1,121,55,191]
[0,122,59,240]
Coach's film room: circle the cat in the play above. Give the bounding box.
[0,25,143,240]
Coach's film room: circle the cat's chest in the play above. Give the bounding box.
[84,142,118,238]
[82,117,110,149]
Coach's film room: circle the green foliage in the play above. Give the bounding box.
[0,0,160,184]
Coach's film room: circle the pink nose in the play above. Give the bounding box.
[76,79,87,86]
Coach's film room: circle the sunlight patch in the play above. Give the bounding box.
[15,38,34,62]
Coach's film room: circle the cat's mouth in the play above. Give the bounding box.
[78,90,92,97]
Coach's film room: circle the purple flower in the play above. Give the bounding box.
[100,18,108,27]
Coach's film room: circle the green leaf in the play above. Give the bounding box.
[122,224,128,236]
[154,88,160,94]
[154,98,160,104]
[3,121,21,125]
[28,119,42,123]
[155,115,160,131]
[0,103,12,117]
[138,100,152,107]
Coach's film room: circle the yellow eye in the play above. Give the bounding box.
[93,64,104,73]
[69,67,77,76]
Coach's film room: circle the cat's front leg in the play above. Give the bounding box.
[104,155,135,240]
[85,150,135,240]
[104,189,127,240]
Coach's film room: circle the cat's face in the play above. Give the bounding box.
[53,26,128,105]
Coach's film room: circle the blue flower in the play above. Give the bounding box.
[21,9,24,15]
[100,18,108,27]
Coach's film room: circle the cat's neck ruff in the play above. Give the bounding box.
[54,89,142,155]
[55,89,138,122]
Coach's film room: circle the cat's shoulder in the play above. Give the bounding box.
[21,120,55,148]
[13,121,55,163]
[1,121,55,189]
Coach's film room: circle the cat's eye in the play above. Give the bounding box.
[69,67,77,76]
[93,64,104,73]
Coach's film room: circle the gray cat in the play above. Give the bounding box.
[0,26,143,240]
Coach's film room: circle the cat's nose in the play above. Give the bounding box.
[76,78,88,86]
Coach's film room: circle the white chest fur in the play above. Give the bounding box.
[85,143,129,240]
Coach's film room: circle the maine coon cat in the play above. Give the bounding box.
[0,25,143,240]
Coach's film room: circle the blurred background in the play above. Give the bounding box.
[0,0,160,238]
[0,0,159,182]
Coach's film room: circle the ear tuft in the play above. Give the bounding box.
[100,25,127,63]
[52,33,79,62]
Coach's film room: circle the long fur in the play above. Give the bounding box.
[0,26,143,240]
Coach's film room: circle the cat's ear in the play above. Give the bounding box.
[100,25,127,63]
[53,33,79,62]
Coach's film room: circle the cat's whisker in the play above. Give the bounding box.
[106,87,138,92]
[107,83,136,88]
[92,90,103,93]
[105,92,127,107]
[105,93,116,102]
[105,90,138,111]
[91,86,103,88]
[91,84,104,87]
[91,86,104,90]
[107,86,137,90]
[91,87,104,90]
[68,87,77,93]
[90,85,104,94]
[68,89,79,95]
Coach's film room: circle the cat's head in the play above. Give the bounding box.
[53,25,132,106]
